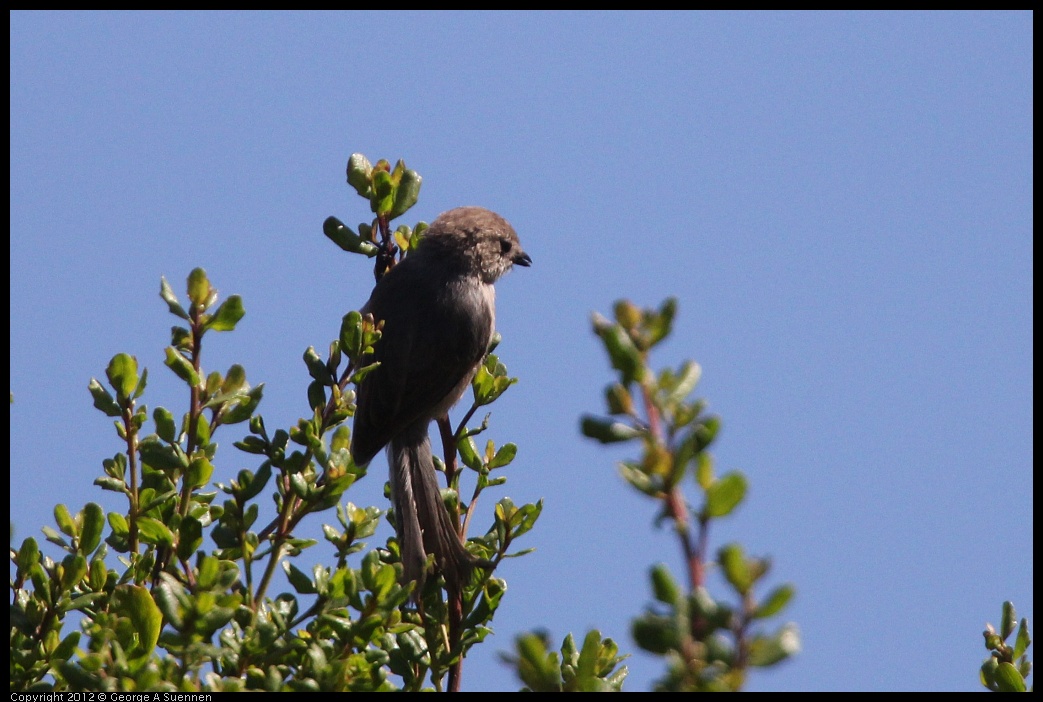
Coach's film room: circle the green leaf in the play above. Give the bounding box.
[339,310,365,360]
[666,360,701,405]
[747,624,801,667]
[350,361,380,384]
[63,594,106,614]
[646,297,678,347]
[704,471,747,518]
[235,435,267,455]
[371,168,394,214]
[635,447,670,481]
[205,295,245,332]
[358,221,374,246]
[650,564,681,605]
[631,613,676,654]
[86,557,107,591]
[613,300,641,330]
[489,443,517,469]
[392,224,412,253]
[164,347,201,387]
[1001,601,1017,640]
[139,437,188,471]
[576,630,603,690]
[117,584,162,657]
[154,406,176,443]
[170,325,191,349]
[695,452,714,489]
[512,632,562,692]
[331,425,350,453]
[283,561,316,594]
[303,346,332,384]
[94,476,127,494]
[88,378,122,417]
[29,562,52,602]
[323,216,379,256]
[78,503,105,555]
[690,585,720,622]
[56,660,101,690]
[594,319,642,385]
[107,512,129,537]
[151,576,184,628]
[754,584,795,618]
[510,500,543,538]
[370,560,397,600]
[53,631,82,662]
[346,153,372,198]
[471,355,518,406]
[159,276,188,319]
[389,163,422,219]
[719,543,752,594]
[139,488,178,514]
[54,503,75,536]
[458,436,483,471]
[176,516,203,561]
[187,457,214,488]
[618,461,657,496]
[206,368,222,396]
[136,517,175,547]
[222,384,263,425]
[132,398,148,423]
[307,380,326,411]
[106,353,139,403]
[187,268,211,306]
[604,383,634,416]
[238,462,272,501]
[194,555,219,589]
[1014,618,1031,660]
[222,364,247,393]
[993,661,1027,692]
[60,554,88,591]
[16,537,40,570]
[580,416,641,444]
[199,605,237,635]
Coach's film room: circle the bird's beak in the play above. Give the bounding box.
[513,251,532,267]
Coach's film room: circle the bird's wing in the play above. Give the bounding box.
[350,262,492,465]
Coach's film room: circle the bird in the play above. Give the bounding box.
[349,206,531,591]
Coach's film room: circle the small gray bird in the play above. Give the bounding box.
[350,206,531,590]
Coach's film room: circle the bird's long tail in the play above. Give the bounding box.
[389,421,478,592]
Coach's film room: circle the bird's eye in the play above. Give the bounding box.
[499,239,512,255]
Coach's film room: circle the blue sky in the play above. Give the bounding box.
[10,11,1032,692]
